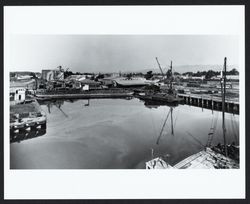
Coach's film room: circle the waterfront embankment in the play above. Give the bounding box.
[10,99,46,143]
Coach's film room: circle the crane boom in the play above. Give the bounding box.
[155,57,165,77]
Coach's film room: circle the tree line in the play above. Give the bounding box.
[64,68,239,80]
[182,68,239,79]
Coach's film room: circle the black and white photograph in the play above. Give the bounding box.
[9,35,240,169]
[4,5,245,199]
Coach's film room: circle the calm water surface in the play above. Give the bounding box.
[10,98,239,169]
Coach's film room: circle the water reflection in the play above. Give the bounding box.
[156,106,175,145]
[143,100,179,109]
[139,98,239,168]
[10,128,46,143]
[10,98,239,169]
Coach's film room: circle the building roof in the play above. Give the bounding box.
[10,87,26,92]
[114,77,148,86]
[10,79,35,88]
[80,79,101,85]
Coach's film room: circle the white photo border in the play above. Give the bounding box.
[4,5,245,199]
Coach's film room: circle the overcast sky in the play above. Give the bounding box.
[8,35,239,73]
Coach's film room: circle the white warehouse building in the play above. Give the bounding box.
[9,87,26,105]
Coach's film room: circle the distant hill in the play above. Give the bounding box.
[133,64,239,74]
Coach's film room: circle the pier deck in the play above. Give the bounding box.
[146,148,239,169]
[10,99,47,132]
[177,93,239,114]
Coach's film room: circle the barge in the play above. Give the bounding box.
[35,91,134,101]
[137,92,183,104]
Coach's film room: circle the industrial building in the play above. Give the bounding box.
[9,87,26,105]
[42,69,64,81]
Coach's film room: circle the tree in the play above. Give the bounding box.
[205,70,218,79]
[126,73,133,80]
[183,72,193,76]
[228,68,239,75]
[64,71,73,78]
[145,71,153,80]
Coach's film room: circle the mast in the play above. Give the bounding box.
[222,57,228,157]
[170,107,174,135]
[170,61,173,91]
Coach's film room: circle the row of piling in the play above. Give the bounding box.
[178,94,239,114]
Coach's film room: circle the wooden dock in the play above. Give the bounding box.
[10,99,47,143]
[177,93,239,114]
[10,127,46,143]
[146,148,239,169]
[35,92,134,100]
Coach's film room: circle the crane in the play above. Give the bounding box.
[155,57,165,78]
[56,66,69,80]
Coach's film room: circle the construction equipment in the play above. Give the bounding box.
[155,57,165,78]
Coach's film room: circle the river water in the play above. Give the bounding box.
[10,98,239,169]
